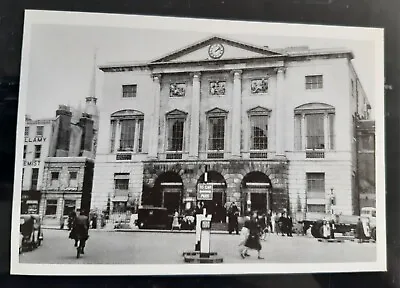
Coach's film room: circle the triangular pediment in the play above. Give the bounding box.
[247,106,272,115]
[206,107,229,115]
[166,109,188,117]
[150,36,284,64]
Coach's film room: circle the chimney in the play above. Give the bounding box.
[79,113,94,158]
[55,105,72,157]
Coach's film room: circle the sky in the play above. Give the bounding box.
[25,22,376,120]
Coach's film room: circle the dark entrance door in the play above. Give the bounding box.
[204,188,226,223]
[250,193,268,214]
[162,187,182,215]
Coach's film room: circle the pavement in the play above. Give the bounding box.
[19,229,376,265]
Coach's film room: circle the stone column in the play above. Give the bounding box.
[189,72,201,159]
[275,67,286,157]
[231,70,242,158]
[149,74,161,158]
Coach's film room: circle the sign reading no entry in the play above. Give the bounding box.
[197,183,213,201]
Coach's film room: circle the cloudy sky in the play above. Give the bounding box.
[25,21,377,120]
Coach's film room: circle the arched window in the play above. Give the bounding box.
[294,103,335,154]
[109,110,144,153]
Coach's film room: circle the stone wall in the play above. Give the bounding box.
[142,159,289,212]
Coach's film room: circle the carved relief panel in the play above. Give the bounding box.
[169,83,186,97]
[209,81,226,96]
[251,78,269,94]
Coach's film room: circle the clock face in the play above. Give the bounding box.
[208,43,225,59]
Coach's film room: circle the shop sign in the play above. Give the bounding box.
[197,183,213,201]
[24,137,47,143]
[23,160,40,166]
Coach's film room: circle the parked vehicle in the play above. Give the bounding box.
[136,206,170,229]
[296,207,377,240]
[20,214,43,253]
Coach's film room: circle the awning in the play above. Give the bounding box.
[112,196,128,202]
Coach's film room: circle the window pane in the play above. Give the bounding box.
[120,120,136,150]
[122,85,137,98]
[63,200,76,216]
[208,117,225,150]
[306,173,325,193]
[34,145,41,159]
[168,118,184,151]
[306,114,324,149]
[45,199,57,215]
[305,75,323,89]
[25,127,29,137]
[36,126,44,137]
[31,168,39,190]
[250,115,268,150]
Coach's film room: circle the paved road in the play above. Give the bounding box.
[19,229,376,264]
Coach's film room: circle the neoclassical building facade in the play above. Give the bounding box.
[91,36,372,220]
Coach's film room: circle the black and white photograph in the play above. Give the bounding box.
[10,10,385,275]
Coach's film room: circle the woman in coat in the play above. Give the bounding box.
[240,211,264,259]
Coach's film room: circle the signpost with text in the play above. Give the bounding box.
[197,183,213,201]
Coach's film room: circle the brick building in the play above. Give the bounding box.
[21,116,55,214]
[91,35,372,221]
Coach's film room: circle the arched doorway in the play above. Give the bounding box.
[197,171,227,223]
[241,171,272,215]
[153,171,184,215]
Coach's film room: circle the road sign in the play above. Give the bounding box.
[197,183,213,200]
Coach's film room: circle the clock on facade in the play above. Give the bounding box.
[208,43,225,59]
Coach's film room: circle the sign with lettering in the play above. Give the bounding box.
[24,137,47,143]
[197,183,213,201]
[23,160,40,166]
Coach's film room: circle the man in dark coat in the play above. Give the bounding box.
[228,202,239,235]
[278,212,287,236]
[69,209,90,254]
[356,217,365,243]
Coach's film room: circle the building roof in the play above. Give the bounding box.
[98,35,354,72]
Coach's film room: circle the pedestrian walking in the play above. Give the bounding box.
[266,210,273,233]
[69,208,90,255]
[278,212,287,236]
[228,202,239,235]
[240,211,264,260]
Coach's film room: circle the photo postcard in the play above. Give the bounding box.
[10,10,385,275]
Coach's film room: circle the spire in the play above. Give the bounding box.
[88,49,97,101]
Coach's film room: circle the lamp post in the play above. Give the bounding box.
[330,188,335,215]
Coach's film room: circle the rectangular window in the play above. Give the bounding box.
[294,115,302,150]
[305,75,323,90]
[122,85,137,98]
[24,127,29,137]
[63,199,76,216]
[110,120,117,153]
[34,145,41,159]
[307,204,326,213]
[328,114,335,150]
[69,171,78,187]
[250,115,268,150]
[120,120,136,151]
[31,168,39,190]
[112,202,127,213]
[114,173,130,198]
[51,171,60,188]
[36,126,44,137]
[23,145,27,159]
[167,118,184,151]
[306,114,325,149]
[45,199,57,215]
[208,117,225,151]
